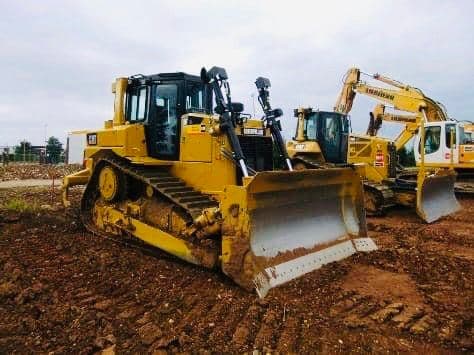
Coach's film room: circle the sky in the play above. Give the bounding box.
[1,0,473,147]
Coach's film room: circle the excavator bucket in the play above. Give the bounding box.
[221,168,377,298]
[416,170,460,223]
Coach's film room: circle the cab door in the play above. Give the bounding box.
[146,81,183,160]
[320,112,346,163]
[444,123,459,164]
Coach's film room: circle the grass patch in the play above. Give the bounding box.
[2,198,39,213]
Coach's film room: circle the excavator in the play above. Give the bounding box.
[333,67,460,222]
[354,75,474,178]
[284,68,459,222]
[62,66,375,297]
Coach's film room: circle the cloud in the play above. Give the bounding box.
[0,0,473,147]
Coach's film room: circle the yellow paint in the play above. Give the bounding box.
[285,108,324,162]
[97,205,199,264]
[347,134,390,182]
[63,74,370,291]
[286,140,322,160]
[98,166,119,201]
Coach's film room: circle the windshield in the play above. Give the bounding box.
[186,81,205,113]
[303,112,348,140]
[305,113,318,140]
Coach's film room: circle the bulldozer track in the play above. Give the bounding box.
[363,181,396,215]
[80,155,219,239]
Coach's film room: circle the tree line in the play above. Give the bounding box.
[2,137,64,164]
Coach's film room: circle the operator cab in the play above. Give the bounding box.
[124,73,213,160]
[298,110,350,164]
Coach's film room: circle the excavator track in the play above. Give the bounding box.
[453,172,474,195]
[362,181,395,216]
[81,156,219,237]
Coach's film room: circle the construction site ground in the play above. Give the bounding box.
[0,184,472,354]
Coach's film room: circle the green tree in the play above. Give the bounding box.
[46,136,63,164]
[398,146,416,167]
[14,140,32,156]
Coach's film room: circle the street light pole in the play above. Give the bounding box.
[251,93,256,117]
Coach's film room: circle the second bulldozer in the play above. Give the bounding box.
[63,66,375,297]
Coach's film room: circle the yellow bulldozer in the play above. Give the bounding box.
[62,67,375,297]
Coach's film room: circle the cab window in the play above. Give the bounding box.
[342,115,350,133]
[186,82,204,112]
[127,86,148,122]
[154,84,178,156]
[325,115,339,142]
[305,113,318,140]
[421,126,441,154]
[445,124,456,148]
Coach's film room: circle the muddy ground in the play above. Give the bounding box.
[0,187,472,354]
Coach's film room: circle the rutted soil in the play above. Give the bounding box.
[0,188,473,353]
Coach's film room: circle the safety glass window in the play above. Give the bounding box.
[305,114,317,140]
[137,87,147,120]
[325,115,339,142]
[186,82,204,112]
[342,116,350,133]
[422,126,441,154]
[127,87,148,122]
[154,84,178,156]
[130,93,138,121]
[445,124,456,148]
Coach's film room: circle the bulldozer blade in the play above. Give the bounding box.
[416,170,460,223]
[226,168,377,298]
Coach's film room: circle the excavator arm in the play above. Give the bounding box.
[370,104,419,150]
[334,67,450,150]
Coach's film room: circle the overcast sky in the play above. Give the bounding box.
[1,1,473,147]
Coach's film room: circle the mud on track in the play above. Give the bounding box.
[0,188,473,353]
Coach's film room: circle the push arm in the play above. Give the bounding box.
[201,66,249,177]
[255,77,293,171]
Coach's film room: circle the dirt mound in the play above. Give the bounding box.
[0,188,472,353]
